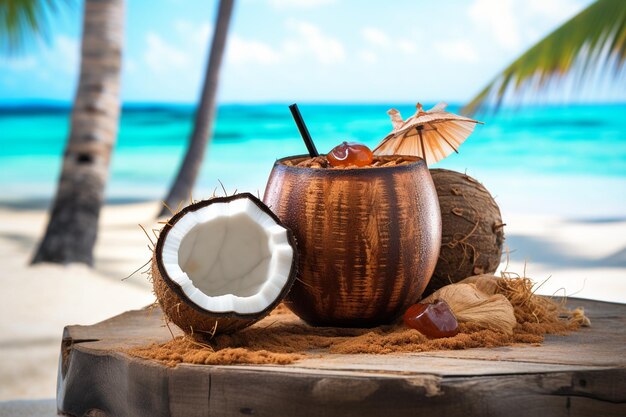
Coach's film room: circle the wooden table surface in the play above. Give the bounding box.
[57,298,626,417]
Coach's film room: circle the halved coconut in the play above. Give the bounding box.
[152,193,298,337]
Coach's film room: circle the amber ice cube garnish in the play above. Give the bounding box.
[327,141,374,167]
[403,300,459,338]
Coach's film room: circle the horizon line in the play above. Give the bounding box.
[1,99,626,109]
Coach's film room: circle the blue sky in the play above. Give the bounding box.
[1,0,624,104]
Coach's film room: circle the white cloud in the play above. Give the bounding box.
[0,56,37,70]
[397,40,417,55]
[286,20,345,65]
[468,0,587,51]
[144,20,346,73]
[469,0,521,50]
[360,27,417,56]
[139,18,346,77]
[125,58,138,73]
[227,36,281,65]
[140,20,215,76]
[269,0,335,9]
[144,32,188,72]
[362,27,390,47]
[0,35,79,75]
[525,0,581,18]
[175,19,212,46]
[238,20,346,66]
[172,19,282,67]
[358,50,377,64]
[435,39,479,63]
[53,36,79,74]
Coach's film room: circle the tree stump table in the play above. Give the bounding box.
[57,298,626,417]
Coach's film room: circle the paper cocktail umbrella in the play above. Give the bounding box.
[373,102,483,165]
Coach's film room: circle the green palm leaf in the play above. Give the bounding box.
[463,0,626,115]
[0,0,71,54]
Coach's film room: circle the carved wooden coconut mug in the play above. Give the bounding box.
[263,155,441,327]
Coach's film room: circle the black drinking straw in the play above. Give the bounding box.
[289,103,319,157]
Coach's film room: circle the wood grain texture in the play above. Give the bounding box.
[263,155,442,326]
[57,298,626,417]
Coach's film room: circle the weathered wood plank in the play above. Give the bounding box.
[57,298,626,417]
[234,355,607,377]
[168,365,210,417]
[62,298,626,372]
[206,368,626,417]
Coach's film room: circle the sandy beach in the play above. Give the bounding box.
[0,202,157,402]
[0,201,624,402]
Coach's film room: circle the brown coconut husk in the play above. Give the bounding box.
[488,275,591,332]
[152,258,261,337]
[150,193,299,338]
[424,169,505,295]
[127,274,589,366]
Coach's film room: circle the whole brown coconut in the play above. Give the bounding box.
[424,169,505,296]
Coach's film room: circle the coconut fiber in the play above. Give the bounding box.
[126,276,589,367]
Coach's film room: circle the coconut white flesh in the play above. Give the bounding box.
[161,198,294,315]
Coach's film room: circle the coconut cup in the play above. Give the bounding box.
[263,155,441,327]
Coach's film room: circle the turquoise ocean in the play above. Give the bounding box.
[1,103,625,218]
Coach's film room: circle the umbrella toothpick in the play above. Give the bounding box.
[373,102,483,165]
[417,125,427,165]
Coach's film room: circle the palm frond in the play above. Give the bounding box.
[463,0,626,115]
[0,0,72,54]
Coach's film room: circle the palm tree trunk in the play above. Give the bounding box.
[158,0,235,217]
[32,0,124,265]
